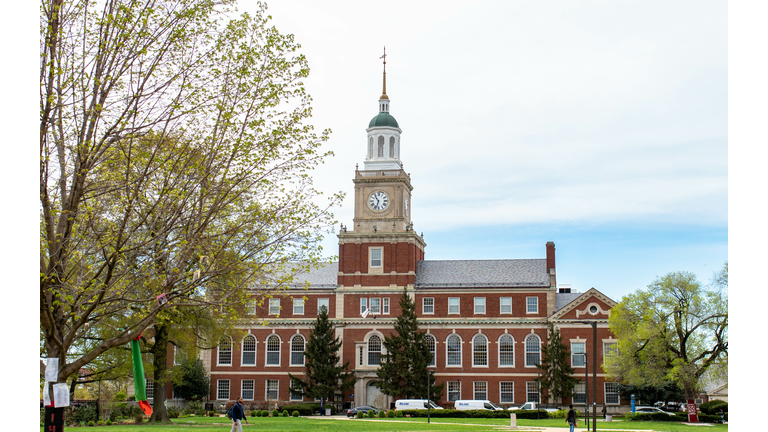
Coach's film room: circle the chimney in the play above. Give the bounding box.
[546,241,556,287]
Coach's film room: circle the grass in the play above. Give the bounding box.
[42,414,729,432]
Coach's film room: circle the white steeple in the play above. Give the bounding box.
[364,47,403,171]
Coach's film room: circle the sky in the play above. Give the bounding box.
[234,0,729,302]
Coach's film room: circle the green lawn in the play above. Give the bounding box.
[42,415,729,432]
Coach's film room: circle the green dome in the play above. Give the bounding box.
[368,112,399,128]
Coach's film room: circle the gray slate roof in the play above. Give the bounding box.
[415,259,549,288]
[555,292,583,312]
[284,262,338,288]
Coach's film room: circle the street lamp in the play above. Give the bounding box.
[577,320,598,432]
[580,352,589,429]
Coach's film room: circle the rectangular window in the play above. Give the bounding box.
[526,382,540,403]
[290,381,303,401]
[246,300,256,315]
[474,297,486,314]
[293,298,305,315]
[241,380,254,400]
[422,297,434,314]
[573,382,586,404]
[500,382,514,403]
[146,379,154,400]
[603,342,618,362]
[266,379,279,400]
[526,297,538,314]
[370,298,381,314]
[605,382,619,405]
[360,298,368,315]
[500,297,512,314]
[370,247,383,269]
[448,381,461,402]
[174,346,187,365]
[383,297,390,314]
[474,381,487,400]
[448,297,460,314]
[217,380,230,400]
[317,298,329,315]
[269,298,280,315]
[571,342,586,367]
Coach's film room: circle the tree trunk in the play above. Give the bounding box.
[148,324,171,423]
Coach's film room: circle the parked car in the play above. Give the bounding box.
[507,402,559,412]
[634,406,676,416]
[454,400,505,411]
[394,399,443,411]
[346,406,379,417]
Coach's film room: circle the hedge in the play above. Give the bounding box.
[279,403,335,416]
[399,409,554,419]
[700,400,728,415]
[627,412,724,423]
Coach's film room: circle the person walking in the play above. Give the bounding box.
[566,404,578,432]
[229,398,248,432]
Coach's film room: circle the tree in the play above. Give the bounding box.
[288,306,355,409]
[537,323,579,404]
[607,269,728,401]
[40,1,340,426]
[173,358,210,402]
[375,288,445,400]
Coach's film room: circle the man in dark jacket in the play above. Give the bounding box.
[566,404,578,432]
[229,398,248,432]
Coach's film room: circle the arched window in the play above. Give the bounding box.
[473,334,488,366]
[377,136,384,157]
[368,335,382,365]
[266,335,280,366]
[290,335,305,366]
[368,137,373,159]
[525,334,541,367]
[389,136,395,158]
[218,336,232,365]
[499,334,514,366]
[242,335,256,366]
[425,334,436,367]
[447,334,462,366]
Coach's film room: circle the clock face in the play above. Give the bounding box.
[368,191,389,211]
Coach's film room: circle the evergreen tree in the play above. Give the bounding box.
[173,359,210,401]
[375,287,445,400]
[288,306,355,407]
[537,323,579,404]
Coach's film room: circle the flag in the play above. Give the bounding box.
[131,338,153,416]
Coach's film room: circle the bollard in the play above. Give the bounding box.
[606,414,612,422]
[510,413,517,428]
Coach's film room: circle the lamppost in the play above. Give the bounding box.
[426,370,431,424]
[537,370,541,420]
[577,320,598,432]
[581,352,589,429]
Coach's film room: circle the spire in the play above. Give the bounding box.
[379,46,388,101]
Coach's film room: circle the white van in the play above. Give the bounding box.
[454,400,505,411]
[394,399,443,411]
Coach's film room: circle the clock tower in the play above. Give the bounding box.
[337,50,425,288]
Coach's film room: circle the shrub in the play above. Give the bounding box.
[186,400,203,416]
[88,420,94,426]
[387,410,395,418]
[250,410,256,417]
[396,410,404,418]
[700,400,728,415]
[292,410,300,417]
[106,419,112,425]
[168,408,180,418]
[133,412,143,423]
[272,409,279,417]
[281,410,289,417]
[356,411,364,419]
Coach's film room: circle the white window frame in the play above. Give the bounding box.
[446,334,462,367]
[426,334,436,367]
[448,297,460,314]
[422,297,434,314]
[498,334,515,367]
[367,335,382,366]
[265,379,279,400]
[526,297,538,314]
[474,381,487,400]
[290,334,305,366]
[266,334,281,366]
[293,298,305,315]
[218,336,232,366]
[571,342,586,367]
[241,379,254,400]
[500,382,514,403]
[246,300,256,315]
[173,345,186,366]
[448,381,461,402]
[146,378,154,400]
[472,334,488,367]
[269,298,280,315]
[500,297,512,314]
[317,298,329,315]
[474,297,486,314]
[370,297,381,314]
[360,297,368,315]
[217,379,230,400]
[241,334,257,366]
[290,380,303,401]
[382,297,390,314]
[573,382,586,404]
[603,341,618,362]
[605,382,620,405]
[369,247,383,273]
[525,334,541,367]
[526,381,540,403]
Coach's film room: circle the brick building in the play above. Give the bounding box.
[196,59,623,412]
